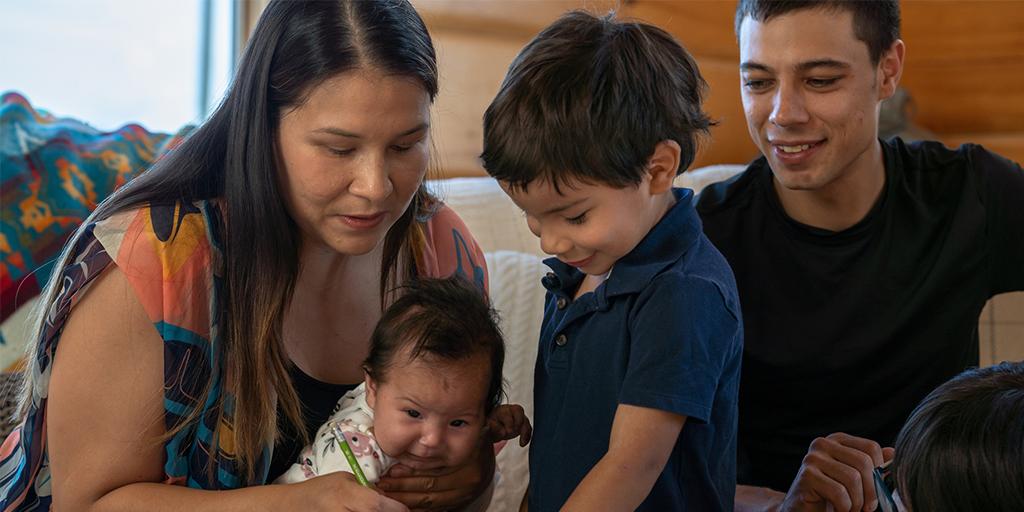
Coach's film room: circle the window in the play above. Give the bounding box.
[1,0,236,133]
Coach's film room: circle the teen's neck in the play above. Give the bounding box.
[773,141,886,232]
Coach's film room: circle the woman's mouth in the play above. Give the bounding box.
[338,212,386,230]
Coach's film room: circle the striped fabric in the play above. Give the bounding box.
[0,199,486,510]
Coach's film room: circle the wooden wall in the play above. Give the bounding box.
[244,1,1024,177]
[418,0,1024,177]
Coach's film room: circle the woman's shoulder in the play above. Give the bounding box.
[90,200,223,335]
[416,202,488,291]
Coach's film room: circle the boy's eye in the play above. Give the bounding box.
[449,419,468,427]
[565,211,588,225]
[405,409,421,419]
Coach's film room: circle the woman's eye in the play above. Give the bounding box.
[566,212,588,225]
[391,144,412,152]
[405,409,421,419]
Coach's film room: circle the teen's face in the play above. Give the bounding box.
[501,172,674,276]
[738,9,902,192]
[366,351,489,471]
[276,69,431,256]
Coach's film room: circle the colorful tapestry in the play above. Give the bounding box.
[0,92,190,323]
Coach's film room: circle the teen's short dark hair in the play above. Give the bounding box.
[363,276,506,415]
[735,0,900,65]
[481,10,712,192]
[891,361,1024,511]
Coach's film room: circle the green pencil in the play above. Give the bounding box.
[331,424,371,487]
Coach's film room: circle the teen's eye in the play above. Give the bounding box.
[807,77,840,88]
[743,78,773,92]
[565,211,588,225]
[449,419,468,427]
[405,409,421,419]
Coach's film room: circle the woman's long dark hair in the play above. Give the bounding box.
[20,0,438,484]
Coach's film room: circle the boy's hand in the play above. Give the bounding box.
[486,404,533,446]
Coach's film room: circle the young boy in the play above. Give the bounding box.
[480,11,743,511]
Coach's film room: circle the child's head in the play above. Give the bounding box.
[889,361,1024,511]
[363,276,504,469]
[482,10,712,192]
[480,11,712,275]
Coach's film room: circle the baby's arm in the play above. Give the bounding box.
[560,404,686,511]
[486,404,533,446]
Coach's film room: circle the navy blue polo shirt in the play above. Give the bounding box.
[528,188,743,512]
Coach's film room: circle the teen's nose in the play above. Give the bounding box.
[769,81,810,127]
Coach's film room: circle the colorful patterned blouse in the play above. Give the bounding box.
[0,199,487,510]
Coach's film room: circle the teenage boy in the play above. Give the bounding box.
[481,11,744,512]
[695,1,1024,510]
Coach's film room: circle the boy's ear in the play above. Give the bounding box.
[646,140,682,194]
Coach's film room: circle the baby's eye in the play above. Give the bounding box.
[405,409,421,419]
[449,419,468,427]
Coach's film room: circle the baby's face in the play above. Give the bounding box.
[366,350,490,470]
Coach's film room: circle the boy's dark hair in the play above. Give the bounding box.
[481,10,712,192]
[363,276,506,415]
[891,361,1024,511]
[735,0,901,65]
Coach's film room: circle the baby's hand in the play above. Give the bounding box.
[486,404,532,446]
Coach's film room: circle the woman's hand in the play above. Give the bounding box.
[486,404,533,446]
[285,472,409,512]
[377,441,496,511]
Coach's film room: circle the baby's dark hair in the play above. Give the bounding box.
[481,10,712,193]
[363,276,505,415]
[891,361,1024,511]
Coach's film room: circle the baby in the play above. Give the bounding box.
[275,276,532,485]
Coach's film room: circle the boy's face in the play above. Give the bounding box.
[738,8,902,193]
[366,350,489,471]
[501,171,675,276]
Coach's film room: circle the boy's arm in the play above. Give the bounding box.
[560,404,686,512]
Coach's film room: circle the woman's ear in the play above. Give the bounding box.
[646,140,682,194]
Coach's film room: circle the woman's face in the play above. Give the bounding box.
[276,69,431,256]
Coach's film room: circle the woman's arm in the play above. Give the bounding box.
[560,404,686,512]
[46,266,405,512]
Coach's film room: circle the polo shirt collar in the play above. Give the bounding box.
[542,187,702,301]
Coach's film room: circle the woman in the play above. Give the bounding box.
[0,1,491,510]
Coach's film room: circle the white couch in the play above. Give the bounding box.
[0,165,747,510]
[431,165,746,511]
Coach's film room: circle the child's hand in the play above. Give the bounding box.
[486,404,533,446]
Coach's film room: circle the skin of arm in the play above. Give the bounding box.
[560,404,686,512]
[46,266,405,512]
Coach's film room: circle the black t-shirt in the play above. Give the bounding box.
[266,365,358,483]
[695,137,1024,491]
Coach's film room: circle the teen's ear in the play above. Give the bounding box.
[364,369,378,409]
[878,39,905,101]
[646,140,682,194]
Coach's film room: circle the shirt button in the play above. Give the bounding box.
[555,334,568,346]
[556,297,569,310]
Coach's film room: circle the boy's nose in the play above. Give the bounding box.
[418,424,444,448]
[769,83,810,127]
[539,230,571,256]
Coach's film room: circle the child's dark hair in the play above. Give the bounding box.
[891,361,1024,511]
[480,10,712,193]
[363,276,505,414]
[734,0,901,65]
